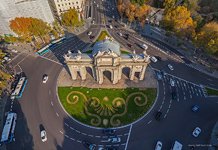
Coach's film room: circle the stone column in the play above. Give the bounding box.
[139,65,147,80]
[129,67,135,80]
[98,69,103,84]
[69,65,78,80]
[118,66,123,80]
[113,69,119,84]
[80,66,87,80]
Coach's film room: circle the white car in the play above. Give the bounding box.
[155,141,162,150]
[168,64,174,70]
[108,137,121,143]
[41,130,47,142]
[119,32,122,36]
[109,25,113,29]
[141,44,148,50]
[192,127,201,137]
[170,79,175,86]
[112,15,115,19]
[87,31,92,36]
[11,49,18,53]
[150,56,157,63]
[42,74,48,83]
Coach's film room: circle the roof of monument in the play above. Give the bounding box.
[92,39,121,56]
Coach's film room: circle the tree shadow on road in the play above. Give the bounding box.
[5,98,34,150]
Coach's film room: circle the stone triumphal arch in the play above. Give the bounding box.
[64,39,150,84]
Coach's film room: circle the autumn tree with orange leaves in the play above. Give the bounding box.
[10,17,32,42]
[10,17,51,43]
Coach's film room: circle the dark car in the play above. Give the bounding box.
[156,72,162,80]
[82,141,96,150]
[90,35,95,39]
[172,91,177,100]
[155,111,162,121]
[155,56,162,61]
[125,33,129,40]
[160,70,166,76]
[103,129,116,135]
[127,43,132,48]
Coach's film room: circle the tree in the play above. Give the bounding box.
[28,18,51,43]
[195,22,218,56]
[135,4,151,26]
[9,17,32,41]
[162,6,196,38]
[61,8,81,27]
[163,0,177,10]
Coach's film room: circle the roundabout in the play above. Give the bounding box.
[4,0,218,149]
[58,87,157,128]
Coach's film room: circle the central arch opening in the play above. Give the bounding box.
[103,70,112,83]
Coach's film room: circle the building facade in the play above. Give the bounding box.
[49,0,85,19]
[65,39,150,84]
[0,0,55,35]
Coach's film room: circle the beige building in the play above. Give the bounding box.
[65,39,150,84]
[49,0,85,19]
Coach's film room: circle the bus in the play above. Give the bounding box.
[11,76,27,100]
[0,113,17,144]
[51,36,66,45]
[36,45,51,56]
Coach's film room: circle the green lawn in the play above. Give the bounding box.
[206,87,218,96]
[58,87,157,127]
[96,31,110,42]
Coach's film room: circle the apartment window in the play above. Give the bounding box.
[58,4,60,7]
[59,9,62,12]
[62,4,64,6]
[77,6,79,9]
[76,1,78,4]
[72,2,74,4]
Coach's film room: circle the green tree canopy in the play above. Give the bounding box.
[61,8,81,27]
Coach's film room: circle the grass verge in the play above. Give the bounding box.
[206,87,218,96]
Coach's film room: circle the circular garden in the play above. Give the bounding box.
[58,87,157,128]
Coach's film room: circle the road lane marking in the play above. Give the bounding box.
[60,131,63,134]
[51,101,53,106]
[56,112,59,117]
[147,120,152,124]
[124,125,133,150]
[64,135,69,138]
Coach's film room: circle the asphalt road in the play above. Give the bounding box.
[3,0,218,150]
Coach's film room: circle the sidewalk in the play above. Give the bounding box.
[209,121,218,150]
[0,94,8,150]
[65,19,91,37]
